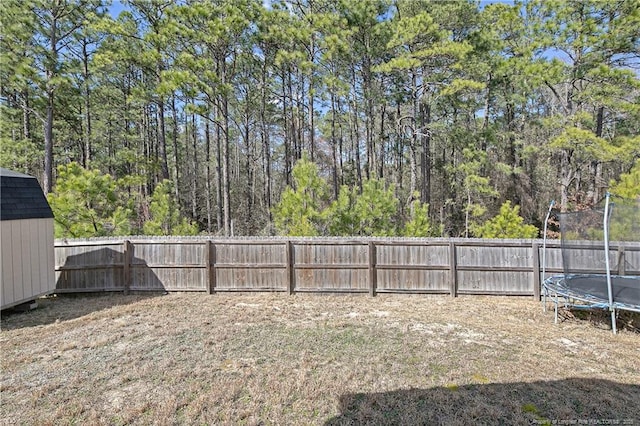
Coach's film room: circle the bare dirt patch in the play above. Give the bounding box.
[2,293,639,425]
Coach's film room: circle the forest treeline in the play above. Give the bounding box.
[1,0,639,238]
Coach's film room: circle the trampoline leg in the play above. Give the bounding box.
[611,309,617,334]
[554,293,559,324]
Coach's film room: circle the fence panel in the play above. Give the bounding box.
[293,243,369,291]
[455,244,533,295]
[213,242,287,291]
[376,243,449,293]
[53,238,640,296]
[55,243,124,292]
[130,241,206,291]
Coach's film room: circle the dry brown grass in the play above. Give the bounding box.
[2,292,639,425]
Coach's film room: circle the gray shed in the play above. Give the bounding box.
[1,168,55,310]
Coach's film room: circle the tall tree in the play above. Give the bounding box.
[30,0,105,193]
[529,0,640,210]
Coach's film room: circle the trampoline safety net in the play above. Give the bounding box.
[544,196,640,332]
[559,199,640,276]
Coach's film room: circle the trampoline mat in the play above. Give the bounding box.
[563,275,640,307]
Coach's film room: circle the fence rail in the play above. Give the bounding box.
[54,237,640,299]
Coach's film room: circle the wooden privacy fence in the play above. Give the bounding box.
[54,237,640,299]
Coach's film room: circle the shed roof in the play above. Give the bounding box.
[0,168,54,221]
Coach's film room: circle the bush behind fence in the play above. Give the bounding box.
[54,237,640,298]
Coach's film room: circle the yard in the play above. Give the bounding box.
[1,292,639,425]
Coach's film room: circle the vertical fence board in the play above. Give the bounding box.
[287,241,295,294]
[532,243,540,300]
[208,241,216,294]
[369,242,376,297]
[123,241,131,294]
[449,242,457,297]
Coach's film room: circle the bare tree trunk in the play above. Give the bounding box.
[351,68,362,190]
[419,101,431,206]
[504,98,521,205]
[351,97,363,191]
[378,101,386,179]
[82,39,92,167]
[308,34,315,162]
[559,151,574,212]
[408,73,418,201]
[244,104,253,234]
[592,105,605,204]
[215,103,223,231]
[330,92,339,199]
[337,98,345,186]
[481,72,492,153]
[282,68,292,186]
[191,112,198,221]
[21,89,31,141]
[182,108,191,208]
[43,90,54,193]
[142,105,151,197]
[171,95,180,199]
[363,52,373,180]
[395,101,403,193]
[221,61,231,236]
[43,11,58,195]
[157,97,169,180]
[205,119,212,233]
[260,61,272,222]
[294,70,303,161]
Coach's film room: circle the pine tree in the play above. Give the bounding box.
[143,180,199,236]
[47,162,134,238]
[472,201,538,239]
[272,156,329,236]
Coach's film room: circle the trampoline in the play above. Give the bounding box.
[541,194,640,333]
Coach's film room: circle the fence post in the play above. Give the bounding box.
[618,246,626,276]
[449,241,457,297]
[369,241,377,297]
[207,240,216,294]
[286,241,295,295]
[123,240,131,295]
[532,242,541,300]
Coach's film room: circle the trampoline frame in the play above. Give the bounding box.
[541,193,640,334]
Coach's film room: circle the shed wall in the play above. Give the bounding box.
[1,218,55,309]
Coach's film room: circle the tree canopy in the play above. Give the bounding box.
[1,0,638,238]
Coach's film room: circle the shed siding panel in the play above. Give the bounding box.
[35,219,46,295]
[2,219,55,309]
[12,221,24,302]
[45,220,55,290]
[21,221,34,299]
[1,221,14,306]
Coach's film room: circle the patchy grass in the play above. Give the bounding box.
[1,293,639,425]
